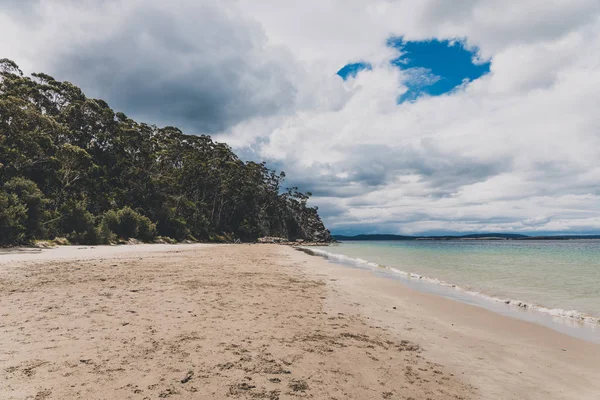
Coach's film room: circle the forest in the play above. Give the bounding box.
[0,59,331,245]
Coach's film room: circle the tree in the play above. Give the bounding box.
[0,59,331,245]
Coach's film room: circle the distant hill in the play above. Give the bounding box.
[521,235,600,240]
[331,233,600,241]
[428,233,529,240]
[333,234,415,241]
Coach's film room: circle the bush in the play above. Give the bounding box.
[101,207,157,242]
[137,214,157,241]
[156,236,177,244]
[156,206,190,241]
[0,191,27,245]
[102,210,120,235]
[116,207,140,239]
[59,200,97,244]
[209,232,233,243]
[52,237,70,246]
[3,178,49,240]
[95,222,116,244]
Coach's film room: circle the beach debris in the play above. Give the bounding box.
[230,382,256,392]
[289,379,309,392]
[158,387,179,398]
[6,360,50,377]
[34,389,52,399]
[258,236,288,243]
[180,370,194,384]
[398,340,421,352]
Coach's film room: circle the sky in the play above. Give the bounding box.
[1,0,600,235]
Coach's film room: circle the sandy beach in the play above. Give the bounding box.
[1,244,598,399]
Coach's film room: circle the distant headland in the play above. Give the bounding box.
[332,233,600,241]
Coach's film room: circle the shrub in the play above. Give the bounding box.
[96,222,116,244]
[0,191,27,245]
[116,207,140,239]
[156,236,177,244]
[3,178,49,240]
[52,237,70,246]
[136,214,157,241]
[59,200,97,244]
[156,207,190,241]
[101,207,157,242]
[209,233,233,243]
[102,210,120,235]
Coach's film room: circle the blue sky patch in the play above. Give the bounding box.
[389,37,490,102]
[337,62,372,80]
[336,38,490,102]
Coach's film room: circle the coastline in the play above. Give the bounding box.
[290,246,600,399]
[299,246,600,341]
[1,244,598,399]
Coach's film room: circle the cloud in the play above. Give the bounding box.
[2,0,600,234]
[0,0,323,133]
[226,1,600,234]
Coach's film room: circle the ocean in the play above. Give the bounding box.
[306,240,600,342]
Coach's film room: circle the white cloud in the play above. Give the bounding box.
[1,0,600,234]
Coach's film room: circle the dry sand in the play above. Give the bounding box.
[0,244,598,399]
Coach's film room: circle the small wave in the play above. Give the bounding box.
[298,247,380,268]
[298,247,600,327]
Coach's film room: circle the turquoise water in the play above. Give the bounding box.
[310,240,600,327]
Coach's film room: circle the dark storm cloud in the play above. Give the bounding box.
[42,2,299,133]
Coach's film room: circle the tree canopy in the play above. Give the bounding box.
[0,59,331,245]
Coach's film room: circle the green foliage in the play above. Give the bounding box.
[102,210,120,236]
[209,233,233,243]
[96,220,116,244]
[157,236,177,244]
[0,60,331,246]
[59,199,98,244]
[3,177,49,240]
[136,213,157,242]
[52,237,70,246]
[101,207,156,241]
[0,191,27,245]
[114,207,140,239]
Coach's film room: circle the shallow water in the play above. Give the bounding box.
[307,240,600,343]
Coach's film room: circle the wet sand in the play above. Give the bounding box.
[0,244,598,399]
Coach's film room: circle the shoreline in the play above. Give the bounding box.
[1,244,598,399]
[289,246,600,399]
[298,246,600,343]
